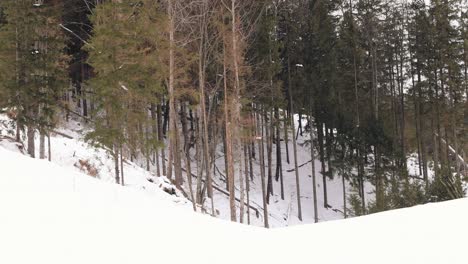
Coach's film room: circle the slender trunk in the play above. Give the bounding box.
[151,103,161,176]
[317,121,328,208]
[222,125,229,190]
[39,131,45,159]
[172,104,183,187]
[195,115,204,204]
[223,37,236,222]
[120,145,124,186]
[239,140,245,224]
[283,112,290,165]
[244,144,250,225]
[435,67,443,174]
[266,111,273,203]
[163,100,169,137]
[417,65,428,183]
[181,103,197,212]
[248,135,254,181]
[275,108,284,200]
[114,145,120,185]
[146,124,151,172]
[298,112,303,138]
[410,50,422,176]
[16,125,21,142]
[167,2,183,187]
[258,109,269,228]
[288,84,302,221]
[325,126,333,182]
[398,55,406,172]
[15,18,21,143]
[47,133,51,161]
[198,0,214,214]
[341,143,347,219]
[157,103,166,176]
[309,117,318,223]
[358,149,365,213]
[27,126,35,158]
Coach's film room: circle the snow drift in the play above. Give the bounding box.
[0,146,466,264]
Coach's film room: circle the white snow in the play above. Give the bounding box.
[1,110,433,228]
[0,145,467,264]
[1,112,366,227]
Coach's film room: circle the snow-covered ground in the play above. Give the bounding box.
[0,145,466,264]
[1,112,433,228]
[1,113,372,227]
[205,114,374,227]
[0,114,190,209]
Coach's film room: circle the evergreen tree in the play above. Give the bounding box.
[0,0,68,158]
[86,0,167,183]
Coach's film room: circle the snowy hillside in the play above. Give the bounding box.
[0,145,466,264]
[0,113,373,227]
[0,114,189,208]
[4,113,438,228]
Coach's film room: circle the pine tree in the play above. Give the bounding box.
[0,0,68,158]
[86,0,167,183]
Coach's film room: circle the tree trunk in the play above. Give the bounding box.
[27,126,35,158]
[47,133,51,161]
[266,111,273,203]
[223,36,236,222]
[309,117,318,223]
[120,145,124,186]
[195,115,204,204]
[167,2,183,188]
[181,103,197,212]
[275,108,284,200]
[286,54,303,221]
[317,120,328,208]
[151,103,161,177]
[258,109,269,228]
[114,145,120,185]
[244,144,251,225]
[39,131,45,159]
[157,103,166,176]
[239,140,245,223]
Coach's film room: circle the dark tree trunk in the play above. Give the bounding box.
[258,109,269,228]
[47,133,51,161]
[157,103,166,176]
[274,108,284,200]
[181,103,196,211]
[163,100,169,137]
[266,111,274,203]
[317,120,328,208]
[39,130,45,159]
[27,126,35,158]
[222,125,229,191]
[114,145,120,185]
[244,144,251,225]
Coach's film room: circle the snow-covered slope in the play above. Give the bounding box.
[0,146,466,264]
[1,113,367,227]
[0,114,188,207]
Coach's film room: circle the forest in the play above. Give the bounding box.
[0,0,467,227]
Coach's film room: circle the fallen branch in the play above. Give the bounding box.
[435,133,467,168]
[50,130,74,139]
[58,103,93,123]
[286,159,313,172]
[169,159,260,217]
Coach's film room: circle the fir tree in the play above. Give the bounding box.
[0,0,68,158]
